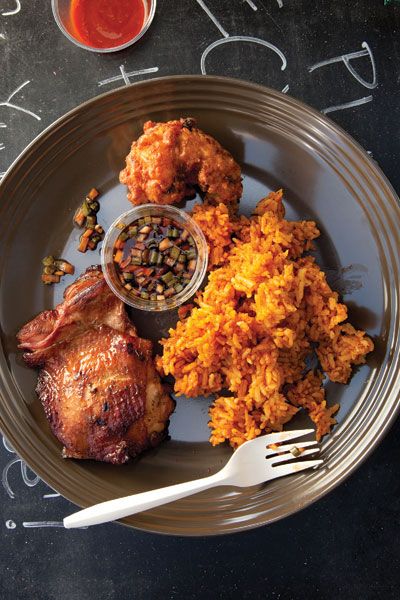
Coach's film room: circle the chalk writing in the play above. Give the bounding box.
[2,436,14,453]
[98,65,159,87]
[308,42,377,114]
[2,453,40,499]
[23,521,64,528]
[1,0,21,16]
[22,521,88,529]
[322,95,373,115]
[276,0,283,7]
[244,0,258,11]
[197,1,289,92]
[308,42,377,90]
[201,35,287,75]
[2,435,41,499]
[0,80,41,121]
[5,519,86,530]
[5,519,16,529]
[0,143,4,150]
[196,0,229,37]
[2,457,21,498]
[1,438,83,530]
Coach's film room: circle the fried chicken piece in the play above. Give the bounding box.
[17,266,174,464]
[119,117,242,206]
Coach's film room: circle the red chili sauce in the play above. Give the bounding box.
[70,0,145,49]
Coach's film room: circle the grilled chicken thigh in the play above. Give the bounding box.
[17,266,174,464]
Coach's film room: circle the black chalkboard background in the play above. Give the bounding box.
[1,1,400,599]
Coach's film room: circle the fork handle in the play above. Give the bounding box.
[63,471,228,528]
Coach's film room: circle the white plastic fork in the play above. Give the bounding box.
[63,428,322,528]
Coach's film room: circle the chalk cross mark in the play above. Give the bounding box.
[98,65,159,87]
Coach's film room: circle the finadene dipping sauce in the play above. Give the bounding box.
[113,216,199,301]
[70,0,145,49]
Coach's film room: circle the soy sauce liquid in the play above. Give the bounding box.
[114,217,198,299]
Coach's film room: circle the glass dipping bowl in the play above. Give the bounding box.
[101,205,208,312]
[51,0,156,53]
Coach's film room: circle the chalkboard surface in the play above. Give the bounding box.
[1,1,400,599]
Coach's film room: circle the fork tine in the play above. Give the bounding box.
[268,459,323,480]
[262,428,315,446]
[265,440,319,456]
[271,447,320,465]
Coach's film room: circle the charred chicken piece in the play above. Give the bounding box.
[119,117,242,207]
[17,266,174,464]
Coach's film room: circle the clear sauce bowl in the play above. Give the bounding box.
[51,0,156,53]
[101,205,209,312]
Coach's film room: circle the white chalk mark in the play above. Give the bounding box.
[98,66,159,87]
[0,80,41,121]
[367,150,373,156]
[5,519,16,529]
[244,0,258,10]
[282,84,289,93]
[0,143,4,150]
[201,35,287,75]
[308,42,377,90]
[21,462,40,488]
[23,521,88,529]
[2,445,40,498]
[322,95,373,115]
[0,122,6,127]
[276,0,283,7]
[2,436,14,452]
[2,457,20,498]
[0,33,6,39]
[196,0,229,38]
[119,65,130,85]
[23,521,65,528]
[1,0,21,16]
[43,492,61,499]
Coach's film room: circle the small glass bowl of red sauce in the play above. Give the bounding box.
[51,0,156,53]
[101,205,208,312]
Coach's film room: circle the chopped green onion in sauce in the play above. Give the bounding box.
[113,216,198,301]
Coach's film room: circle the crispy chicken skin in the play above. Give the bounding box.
[119,117,243,206]
[17,266,174,464]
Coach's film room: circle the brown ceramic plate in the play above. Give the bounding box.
[0,76,399,536]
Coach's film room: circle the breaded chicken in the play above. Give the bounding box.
[17,266,174,464]
[119,118,242,206]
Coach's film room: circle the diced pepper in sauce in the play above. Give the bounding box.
[113,216,198,301]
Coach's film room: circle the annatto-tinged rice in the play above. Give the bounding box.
[158,190,374,447]
[190,202,249,269]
